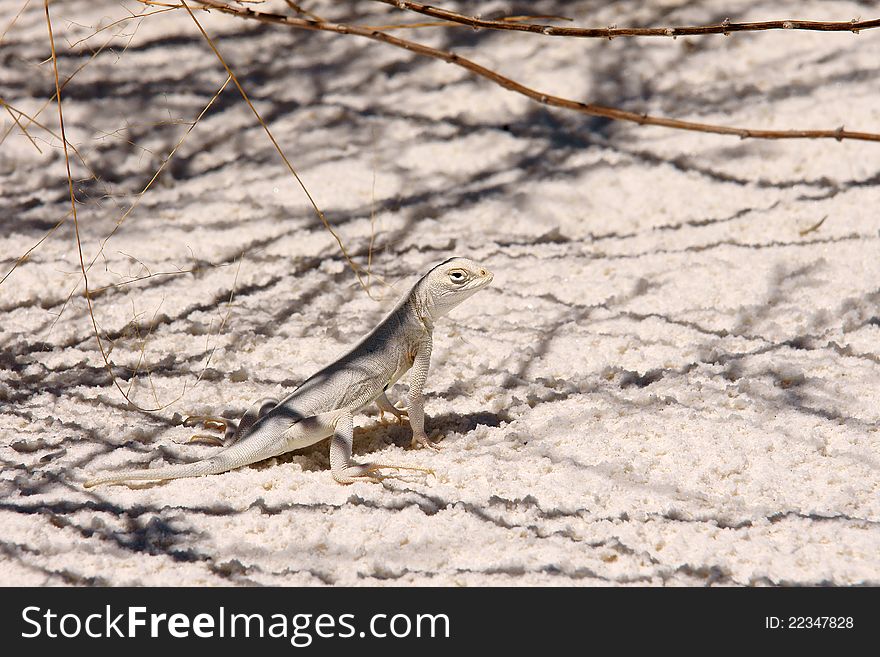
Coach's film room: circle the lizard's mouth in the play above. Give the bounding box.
[469,272,493,290]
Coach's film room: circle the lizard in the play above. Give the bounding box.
[83,256,493,487]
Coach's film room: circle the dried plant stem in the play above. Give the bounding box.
[0,93,199,299]
[374,0,880,38]
[359,15,572,32]
[0,96,101,290]
[799,215,828,236]
[85,74,232,275]
[0,97,110,184]
[366,127,378,297]
[89,268,202,296]
[2,102,42,153]
[45,0,175,412]
[0,212,69,288]
[179,0,369,290]
[189,0,880,143]
[49,73,233,337]
[67,5,178,48]
[1,22,124,148]
[1,0,31,45]
[194,253,241,386]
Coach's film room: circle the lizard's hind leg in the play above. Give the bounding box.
[326,410,433,484]
[233,398,281,443]
[184,397,279,446]
[183,412,235,446]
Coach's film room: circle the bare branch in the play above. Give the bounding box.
[189,0,880,143]
[373,0,880,38]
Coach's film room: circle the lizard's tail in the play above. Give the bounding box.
[83,428,286,488]
[83,457,225,488]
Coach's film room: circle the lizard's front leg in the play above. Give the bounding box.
[327,410,432,484]
[408,340,439,450]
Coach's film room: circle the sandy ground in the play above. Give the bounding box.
[1,0,879,586]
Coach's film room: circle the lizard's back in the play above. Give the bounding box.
[272,301,424,419]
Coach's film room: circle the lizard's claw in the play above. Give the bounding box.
[184,415,230,433]
[187,433,225,446]
[386,464,435,477]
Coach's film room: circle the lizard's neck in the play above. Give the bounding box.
[408,281,437,332]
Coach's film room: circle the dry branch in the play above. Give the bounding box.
[373,0,880,38]
[188,0,880,143]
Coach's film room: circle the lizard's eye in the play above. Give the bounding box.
[448,269,467,284]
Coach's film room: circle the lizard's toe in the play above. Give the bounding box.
[186,433,225,447]
[411,435,441,451]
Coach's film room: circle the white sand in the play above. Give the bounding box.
[1,0,878,586]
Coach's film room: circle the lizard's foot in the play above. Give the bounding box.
[411,433,441,451]
[375,391,409,425]
[333,462,434,485]
[183,415,230,433]
[186,433,225,447]
[379,407,409,425]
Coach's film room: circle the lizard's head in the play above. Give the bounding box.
[420,256,493,319]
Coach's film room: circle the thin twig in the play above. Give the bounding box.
[187,0,880,143]
[283,0,322,23]
[799,215,828,236]
[1,0,31,46]
[50,74,233,332]
[97,75,230,228]
[67,6,177,48]
[179,0,370,290]
[0,98,102,177]
[0,97,129,292]
[2,103,43,153]
[366,125,378,297]
[46,0,178,412]
[373,0,880,38]
[1,19,123,147]
[0,212,69,288]
[89,268,202,295]
[359,14,572,32]
[194,252,241,386]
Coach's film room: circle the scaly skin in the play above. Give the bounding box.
[84,257,493,487]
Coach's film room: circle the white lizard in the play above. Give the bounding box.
[84,257,493,487]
